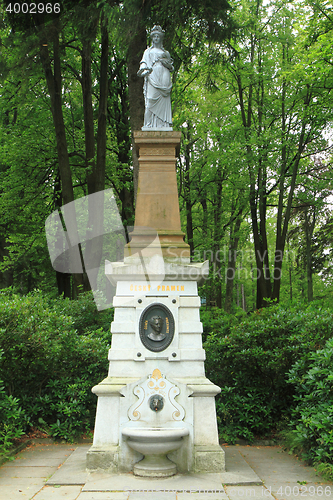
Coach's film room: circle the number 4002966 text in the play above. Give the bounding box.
[6,3,61,14]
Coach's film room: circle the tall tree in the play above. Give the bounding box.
[215,0,333,307]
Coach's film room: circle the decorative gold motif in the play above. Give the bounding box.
[128,371,185,422]
[128,386,144,421]
[152,368,162,380]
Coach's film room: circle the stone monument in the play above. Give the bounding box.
[86,25,225,477]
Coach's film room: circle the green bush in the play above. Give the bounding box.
[51,292,113,336]
[200,308,231,343]
[287,337,333,466]
[0,350,27,452]
[0,290,110,442]
[203,303,333,443]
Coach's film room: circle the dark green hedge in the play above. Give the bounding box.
[287,337,333,467]
[0,290,111,446]
[203,304,333,444]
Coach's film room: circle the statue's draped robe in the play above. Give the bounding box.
[139,47,172,128]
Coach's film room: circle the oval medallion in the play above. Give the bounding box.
[139,303,175,352]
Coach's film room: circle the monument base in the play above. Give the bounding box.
[126,131,191,261]
[87,266,224,474]
[87,376,225,474]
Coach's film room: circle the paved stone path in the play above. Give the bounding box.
[0,443,332,500]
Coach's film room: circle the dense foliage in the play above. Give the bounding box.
[287,338,333,472]
[0,290,111,449]
[0,350,26,451]
[203,303,333,450]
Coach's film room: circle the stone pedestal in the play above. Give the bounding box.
[87,131,225,475]
[87,273,225,473]
[125,131,190,260]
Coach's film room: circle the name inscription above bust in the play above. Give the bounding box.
[116,281,198,296]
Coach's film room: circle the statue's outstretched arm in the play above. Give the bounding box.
[137,49,152,77]
[137,61,152,77]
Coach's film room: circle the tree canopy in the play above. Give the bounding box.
[0,0,333,309]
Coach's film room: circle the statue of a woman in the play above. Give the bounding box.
[137,25,173,129]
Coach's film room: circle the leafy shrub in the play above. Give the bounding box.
[287,337,333,465]
[0,290,110,442]
[200,308,231,343]
[36,378,95,441]
[0,350,27,452]
[203,303,333,443]
[216,386,274,443]
[50,292,113,337]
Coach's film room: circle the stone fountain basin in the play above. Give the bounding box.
[122,427,189,455]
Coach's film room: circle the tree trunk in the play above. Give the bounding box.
[306,251,313,302]
[82,37,96,196]
[39,24,84,294]
[303,207,316,302]
[241,283,246,312]
[287,238,293,303]
[212,158,224,308]
[249,174,271,308]
[224,213,242,313]
[272,123,307,302]
[200,196,208,240]
[39,30,74,207]
[127,21,146,201]
[236,55,271,308]
[81,36,95,292]
[80,14,107,293]
[54,170,71,297]
[96,14,108,194]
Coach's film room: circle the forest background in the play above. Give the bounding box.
[1,0,333,479]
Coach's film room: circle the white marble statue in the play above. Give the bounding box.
[137,25,173,129]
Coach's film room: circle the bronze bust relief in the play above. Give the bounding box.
[139,303,175,352]
[147,316,166,341]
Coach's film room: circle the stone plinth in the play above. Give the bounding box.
[125,131,190,260]
[87,262,225,474]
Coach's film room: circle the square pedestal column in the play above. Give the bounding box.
[125,131,190,260]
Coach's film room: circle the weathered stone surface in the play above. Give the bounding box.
[194,446,226,473]
[86,447,119,472]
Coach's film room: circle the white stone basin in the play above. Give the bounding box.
[122,427,189,477]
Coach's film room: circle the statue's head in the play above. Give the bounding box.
[149,315,163,333]
[150,25,165,40]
